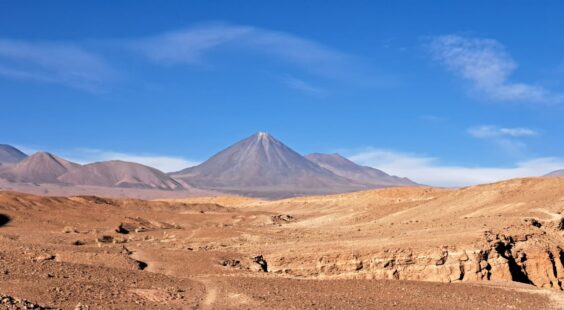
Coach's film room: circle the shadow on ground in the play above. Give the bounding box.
[0,214,11,227]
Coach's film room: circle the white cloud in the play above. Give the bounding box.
[467,125,538,156]
[467,125,538,138]
[428,35,563,104]
[61,148,199,173]
[0,39,115,91]
[126,24,354,79]
[348,148,564,187]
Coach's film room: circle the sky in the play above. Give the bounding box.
[2,1,564,186]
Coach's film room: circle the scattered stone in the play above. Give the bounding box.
[0,294,60,309]
[134,260,148,270]
[113,236,127,244]
[96,235,114,244]
[529,218,542,228]
[115,224,129,234]
[220,258,241,268]
[252,255,268,272]
[33,254,55,262]
[74,303,89,310]
[62,226,78,234]
[271,214,295,224]
[135,227,149,233]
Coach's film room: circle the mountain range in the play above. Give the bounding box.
[545,169,564,177]
[0,144,28,164]
[170,132,368,198]
[0,132,441,198]
[59,160,183,190]
[305,153,418,187]
[0,152,79,183]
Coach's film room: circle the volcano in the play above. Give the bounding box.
[171,132,367,198]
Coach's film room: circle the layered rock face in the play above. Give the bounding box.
[243,178,564,291]
[268,220,564,290]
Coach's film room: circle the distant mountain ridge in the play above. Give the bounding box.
[170,132,367,198]
[0,152,80,183]
[0,135,418,199]
[545,169,564,177]
[58,160,183,190]
[305,153,417,187]
[170,132,412,198]
[0,147,184,192]
[0,144,28,164]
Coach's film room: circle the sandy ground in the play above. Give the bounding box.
[1,177,564,309]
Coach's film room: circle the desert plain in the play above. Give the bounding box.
[1,177,564,309]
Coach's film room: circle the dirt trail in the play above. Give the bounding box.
[532,208,563,221]
[129,247,227,309]
[195,277,219,309]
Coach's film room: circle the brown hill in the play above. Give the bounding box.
[0,152,80,183]
[58,160,184,190]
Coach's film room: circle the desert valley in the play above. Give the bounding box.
[1,133,564,309]
[3,2,564,309]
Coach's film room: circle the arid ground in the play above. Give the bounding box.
[1,177,564,309]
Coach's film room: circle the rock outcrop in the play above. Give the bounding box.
[269,218,564,290]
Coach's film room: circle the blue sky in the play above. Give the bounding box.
[2,1,564,186]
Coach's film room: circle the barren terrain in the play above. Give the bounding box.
[1,177,564,309]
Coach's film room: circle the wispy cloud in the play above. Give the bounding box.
[126,24,355,80]
[0,39,115,91]
[428,35,564,104]
[282,75,325,95]
[467,125,538,155]
[60,148,199,172]
[348,148,564,187]
[467,125,538,138]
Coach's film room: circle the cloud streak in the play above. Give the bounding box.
[348,148,564,187]
[0,39,115,91]
[467,125,538,155]
[467,125,538,138]
[428,35,563,104]
[282,75,325,95]
[126,24,355,80]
